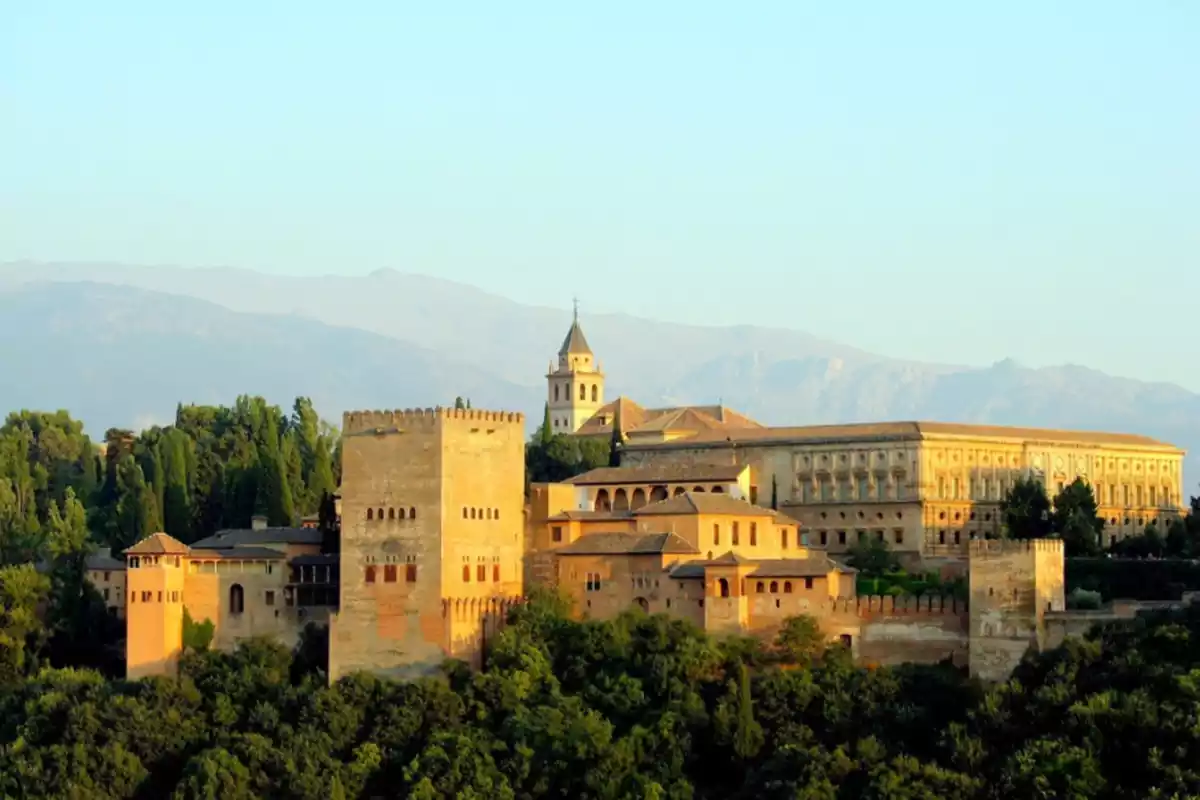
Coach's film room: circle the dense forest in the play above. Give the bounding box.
[6,586,1200,798]
[5,396,1200,796]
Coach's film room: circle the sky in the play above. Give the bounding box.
[2,2,1198,389]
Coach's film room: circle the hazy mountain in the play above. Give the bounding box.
[0,281,538,434]
[2,263,1198,488]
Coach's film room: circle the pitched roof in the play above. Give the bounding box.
[558,320,592,356]
[555,531,700,556]
[84,548,125,571]
[190,527,323,549]
[189,547,287,560]
[546,509,635,522]
[622,420,1180,451]
[749,556,856,577]
[124,532,190,556]
[564,463,746,486]
[668,555,854,580]
[291,554,340,567]
[635,492,799,524]
[573,397,762,438]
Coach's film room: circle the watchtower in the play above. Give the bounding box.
[330,406,526,681]
[124,533,189,679]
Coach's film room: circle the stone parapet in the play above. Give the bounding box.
[826,594,966,617]
[343,408,525,435]
[968,538,1064,557]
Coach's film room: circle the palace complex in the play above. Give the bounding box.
[115,313,1187,684]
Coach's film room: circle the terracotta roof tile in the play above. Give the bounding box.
[189,547,287,560]
[668,555,854,580]
[546,509,635,522]
[634,492,799,524]
[573,397,762,437]
[565,464,746,486]
[124,532,190,556]
[190,528,323,549]
[555,532,700,556]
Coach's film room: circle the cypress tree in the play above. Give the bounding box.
[540,403,553,446]
[608,403,622,468]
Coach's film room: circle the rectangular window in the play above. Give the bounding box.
[493,564,500,582]
[732,522,740,545]
[837,531,847,545]
[876,481,886,501]
[953,478,960,499]
[477,564,486,582]
[142,591,151,602]
[103,571,110,582]
[859,480,869,501]
[265,590,275,606]
[840,481,851,501]
[552,526,563,543]
[384,565,397,583]
[782,529,788,549]
[819,531,828,546]
[103,588,110,601]
[894,529,904,545]
[875,530,884,542]
[406,564,418,582]
[750,522,758,546]
[367,567,377,584]
[804,577,814,590]
[749,485,758,505]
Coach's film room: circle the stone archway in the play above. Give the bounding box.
[631,488,647,509]
[649,485,669,503]
[613,488,630,512]
[594,489,611,511]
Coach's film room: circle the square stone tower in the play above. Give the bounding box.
[968,539,1065,681]
[329,406,526,682]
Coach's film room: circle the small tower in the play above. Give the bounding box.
[546,300,604,434]
[124,532,190,679]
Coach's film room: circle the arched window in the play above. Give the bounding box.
[718,578,730,598]
[631,488,647,509]
[398,507,406,520]
[713,523,720,546]
[613,488,630,512]
[750,523,758,546]
[711,486,725,494]
[756,581,765,593]
[486,508,492,520]
[673,486,686,496]
[230,584,245,615]
[470,508,476,519]
[579,384,586,401]
[591,385,598,402]
[732,522,740,546]
[595,489,611,511]
[650,485,668,503]
[769,581,779,594]
[462,565,471,583]
[462,507,468,519]
[784,581,793,593]
[494,509,500,520]
[367,508,374,520]
[692,486,705,493]
[410,507,417,519]
[377,508,384,520]
[554,384,559,402]
[388,508,395,520]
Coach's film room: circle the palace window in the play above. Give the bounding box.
[586,572,602,592]
[804,577,814,590]
[732,522,740,546]
[384,565,397,583]
[406,563,418,582]
[493,564,500,582]
[477,564,486,582]
[718,579,730,598]
[769,581,779,594]
[783,581,793,594]
[750,523,758,546]
[229,584,245,615]
[365,566,376,584]
[819,531,827,546]
[462,565,470,583]
[552,526,563,543]
[265,590,275,607]
[713,523,720,546]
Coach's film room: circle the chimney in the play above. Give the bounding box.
[251,514,268,531]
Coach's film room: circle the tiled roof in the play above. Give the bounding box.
[574,397,762,438]
[667,555,854,580]
[189,546,287,560]
[190,527,323,549]
[546,510,635,522]
[634,492,799,524]
[124,532,190,555]
[623,420,1179,451]
[749,556,856,577]
[555,532,700,556]
[558,320,592,356]
[291,554,340,567]
[85,548,125,571]
[565,463,746,486]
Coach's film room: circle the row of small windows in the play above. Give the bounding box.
[463,507,501,520]
[128,556,182,569]
[755,579,814,593]
[366,564,419,583]
[366,507,417,521]
[818,529,905,546]
[463,564,503,583]
[801,480,907,503]
[130,590,182,603]
[553,383,600,403]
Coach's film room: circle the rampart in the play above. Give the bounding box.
[969,539,1064,557]
[825,594,967,618]
[343,408,526,435]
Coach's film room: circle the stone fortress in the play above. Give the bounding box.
[116,312,1187,683]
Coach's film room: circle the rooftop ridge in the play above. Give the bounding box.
[344,407,525,435]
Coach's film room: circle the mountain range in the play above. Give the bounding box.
[2,262,1197,490]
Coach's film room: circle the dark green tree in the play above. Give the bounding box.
[1052,477,1104,556]
[539,403,553,446]
[1001,475,1053,539]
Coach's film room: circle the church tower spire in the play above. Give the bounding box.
[546,300,604,434]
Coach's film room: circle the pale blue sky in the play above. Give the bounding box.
[2,3,1197,389]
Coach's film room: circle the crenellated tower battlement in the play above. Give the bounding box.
[343,407,526,435]
[968,538,1064,558]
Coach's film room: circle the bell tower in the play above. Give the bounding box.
[546,299,604,434]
